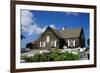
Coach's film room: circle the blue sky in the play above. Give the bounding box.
[21,10,89,48]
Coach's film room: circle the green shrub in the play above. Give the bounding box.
[32,54,49,62]
[21,55,33,62]
[21,49,79,62]
[61,52,79,60]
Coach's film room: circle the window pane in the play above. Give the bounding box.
[47,36,50,42]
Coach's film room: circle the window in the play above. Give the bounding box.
[41,41,44,47]
[54,40,57,47]
[51,40,55,48]
[47,36,50,43]
[51,40,57,47]
[40,41,46,47]
[68,40,75,47]
[43,41,46,47]
[40,41,41,47]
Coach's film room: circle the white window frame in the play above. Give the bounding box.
[47,36,50,43]
[51,40,57,47]
[51,40,54,47]
[43,41,46,47]
[40,41,41,47]
[68,40,75,47]
[54,40,57,47]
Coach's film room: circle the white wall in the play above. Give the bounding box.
[0,0,100,73]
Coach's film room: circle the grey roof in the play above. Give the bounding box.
[38,27,82,40]
[60,28,82,38]
[50,28,62,38]
[37,27,62,40]
[50,27,82,39]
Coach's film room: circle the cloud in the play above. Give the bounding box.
[21,10,47,35]
[65,12,79,16]
[21,10,34,27]
[49,24,56,29]
[27,24,47,35]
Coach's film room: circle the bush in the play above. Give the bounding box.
[32,54,49,62]
[21,49,79,62]
[21,55,33,62]
[61,52,79,60]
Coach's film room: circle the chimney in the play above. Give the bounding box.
[62,25,67,30]
[62,27,65,30]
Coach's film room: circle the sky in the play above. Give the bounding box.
[21,10,90,48]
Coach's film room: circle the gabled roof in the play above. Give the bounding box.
[49,27,82,39]
[37,27,62,41]
[60,28,82,38]
[38,26,82,40]
[50,27,62,38]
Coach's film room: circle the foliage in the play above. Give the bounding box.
[87,38,90,46]
[26,43,33,49]
[32,54,49,62]
[21,34,25,39]
[26,42,38,49]
[21,49,79,62]
[21,55,33,62]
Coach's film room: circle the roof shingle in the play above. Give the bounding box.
[38,27,82,40]
[60,28,82,38]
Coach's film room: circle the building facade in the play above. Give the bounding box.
[37,26,85,49]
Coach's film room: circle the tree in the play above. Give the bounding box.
[87,38,90,47]
[26,43,33,49]
[21,34,25,39]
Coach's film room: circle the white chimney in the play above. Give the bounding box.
[62,25,67,30]
[62,27,65,30]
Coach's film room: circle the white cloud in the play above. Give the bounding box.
[27,24,47,35]
[21,10,34,26]
[21,10,47,35]
[49,24,56,29]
